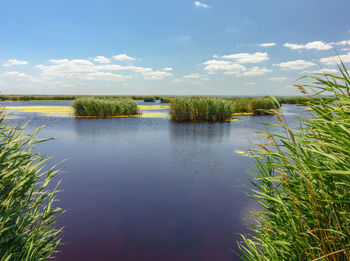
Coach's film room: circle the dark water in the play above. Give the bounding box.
[2,101,308,261]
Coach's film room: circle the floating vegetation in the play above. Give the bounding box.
[170,97,235,122]
[73,97,139,117]
[238,63,350,260]
[234,150,251,157]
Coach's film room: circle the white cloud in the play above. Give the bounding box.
[203,60,247,75]
[1,71,29,78]
[184,73,201,79]
[172,79,182,84]
[98,64,172,80]
[222,52,269,63]
[274,60,316,70]
[283,41,333,50]
[342,47,350,52]
[194,1,209,8]
[305,68,339,74]
[163,67,173,71]
[269,77,288,81]
[335,40,350,46]
[3,59,28,67]
[142,70,172,80]
[320,52,350,65]
[242,67,272,76]
[258,43,276,47]
[203,60,271,76]
[244,82,256,85]
[93,56,111,64]
[35,58,173,81]
[113,54,136,61]
[36,59,130,81]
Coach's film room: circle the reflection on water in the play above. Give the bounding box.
[1,101,309,261]
[170,121,231,143]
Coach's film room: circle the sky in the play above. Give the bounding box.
[0,0,350,96]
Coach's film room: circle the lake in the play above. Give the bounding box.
[1,100,307,261]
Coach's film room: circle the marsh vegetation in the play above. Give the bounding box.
[0,113,63,260]
[169,96,280,121]
[73,97,139,117]
[238,64,350,260]
[169,97,235,121]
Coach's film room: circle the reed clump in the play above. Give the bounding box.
[0,95,76,101]
[170,97,234,121]
[160,97,172,103]
[0,113,64,260]
[238,63,350,260]
[73,97,139,117]
[143,97,156,102]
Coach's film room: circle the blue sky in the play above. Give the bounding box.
[1,0,350,96]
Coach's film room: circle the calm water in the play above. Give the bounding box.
[2,101,307,261]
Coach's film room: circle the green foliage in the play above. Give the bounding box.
[160,97,172,103]
[169,97,234,121]
[143,97,156,102]
[73,97,139,117]
[0,95,76,101]
[238,64,350,260]
[169,96,280,121]
[0,116,64,260]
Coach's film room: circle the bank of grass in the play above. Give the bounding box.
[230,96,280,115]
[160,97,172,103]
[73,97,139,117]
[0,113,64,259]
[170,97,236,121]
[0,95,77,101]
[143,97,156,102]
[238,64,350,260]
[169,96,280,121]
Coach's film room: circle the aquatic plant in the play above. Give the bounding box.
[276,96,310,104]
[143,97,156,102]
[170,97,234,121]
[73,97,139,117]
[238,63,350,260]
[250,96,280,115]
[0,113,64,260]
[0,95,77,101]
[229,97,279,115]
[160,97,172,103]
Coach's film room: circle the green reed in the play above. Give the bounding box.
[0,114,64,260]
[160,97,172,103]
[73,97,139,117]
[169,96,280,121]
[238,63,350,260]
[0,95,77,101]
[143,97,156,102]
[169,97,235,121]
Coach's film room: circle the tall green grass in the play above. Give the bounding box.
[0,114,64,260]
[160,97,172,103]
[169,96,280,121]
[73,97,139,117]
[0,95,77,101]
[170,97,235,121]
[231,96,280,115]
[143,97,156,102]
[238,63,350,260]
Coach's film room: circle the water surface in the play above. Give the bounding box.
[1,101,307,261]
